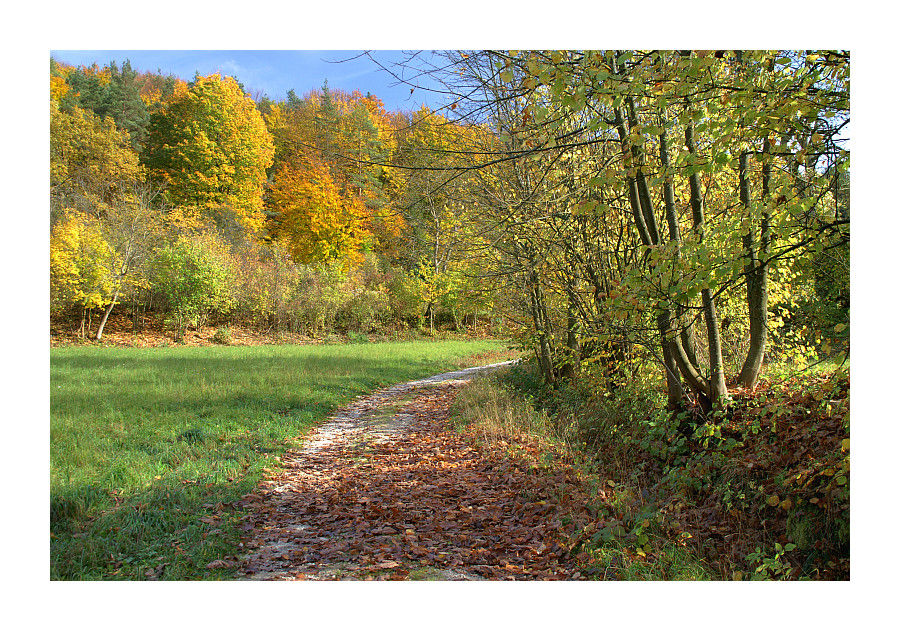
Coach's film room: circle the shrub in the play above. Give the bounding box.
[151,235,234,341]
[386,268,425,326]
[284,262,349,335]
[212,326,232,345]
[340,289,391,333]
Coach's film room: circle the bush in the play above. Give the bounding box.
[212,326,232,345]
[340,289,391,333]
[151,236,234,341]
[284,262,349,335]
[386,268,425,326]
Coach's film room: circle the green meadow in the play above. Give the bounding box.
[50,339,504,580]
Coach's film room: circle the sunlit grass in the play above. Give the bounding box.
[50,340,504,580]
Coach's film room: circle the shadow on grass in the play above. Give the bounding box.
[51,476,256,581]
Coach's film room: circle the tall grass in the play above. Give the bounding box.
[50,340,504,580]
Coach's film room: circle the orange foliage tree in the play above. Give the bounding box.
[265,85,407,263]
[267,155,369,264]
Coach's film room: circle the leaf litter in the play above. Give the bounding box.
[238,362,593,580]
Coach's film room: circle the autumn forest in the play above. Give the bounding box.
[50,50,850,582]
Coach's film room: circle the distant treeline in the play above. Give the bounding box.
[50,58,500,342]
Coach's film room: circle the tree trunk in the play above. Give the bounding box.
[534,292,556,386]
[561,291,581,380]
[660,127,703,377]
[611,85,691,407]
[525,256,555,386]
[656,311,684,410]
[685,122,728,406]
[274,251,282,332]
[95,286,121,341]
[738,149,771,388]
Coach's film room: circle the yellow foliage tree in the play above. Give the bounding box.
[50,214,118,335]
[146,74,274,234]
[50,101,144,220]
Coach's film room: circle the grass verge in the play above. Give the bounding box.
[50,339,507,580]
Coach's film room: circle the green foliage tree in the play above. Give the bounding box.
[51,58,155,150]
[151,236,234,341]
[105,60,151,149]
[403,49,848,406]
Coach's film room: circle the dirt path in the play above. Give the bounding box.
[239,361,591,580]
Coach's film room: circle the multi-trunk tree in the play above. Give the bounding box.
[406,49,849,408]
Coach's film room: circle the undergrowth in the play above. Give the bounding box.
[451,359,850,580]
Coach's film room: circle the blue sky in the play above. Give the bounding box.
[49,50,443,112]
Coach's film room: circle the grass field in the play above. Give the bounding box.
[50,339,508,580]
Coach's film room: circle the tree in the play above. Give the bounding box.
[264,85,405,261]
[390,49,848,409]
[392,106,491,332]
[50,101,144,224]
[50,93,162,340]
[267,155,368,264]
[145,74,275,234]
[105,60,151,150]
[50,214,118,337]
[92,183,163,341]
